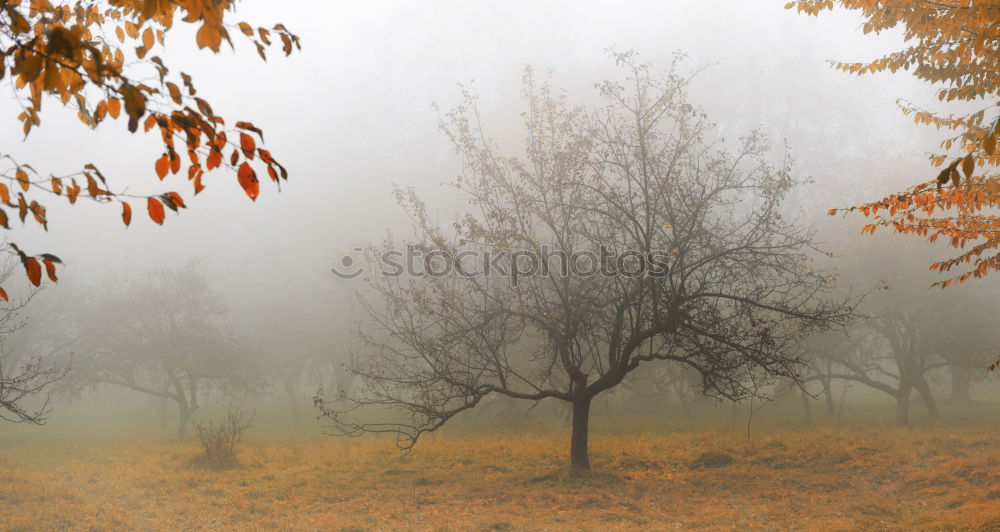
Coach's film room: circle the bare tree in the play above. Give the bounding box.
[319,52,853,470]
[0,356,65,424]
[809,291,998,424]
[807,313,941,425]
[64,264,265,438]
[802,235,1000,425]
[0,255,65,424]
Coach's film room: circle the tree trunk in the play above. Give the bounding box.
[914,377,940,417]
[570,396,592,471]
[169,378,197,439]
[895,387,911,426]
[949,365,972,402]
[177,403,192,439]
[822,379,835,417]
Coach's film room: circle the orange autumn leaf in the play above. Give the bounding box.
[147,197,165,225]
[163,191,186,210]
[15,168,29,191]
[0,0,298,288]
[24,257,41,287]
[194,172,205,195]
[42,258,57,282]
[237,163,259,201]
[240,133,256,159]
[790,1,1000,290]
[107,97,121,119]
[169,152,181,175]
[155,154,170,179]
[206,149,222,170]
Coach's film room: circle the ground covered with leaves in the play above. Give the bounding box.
[2,410,999,531]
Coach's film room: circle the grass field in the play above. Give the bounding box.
[2,403,999,531]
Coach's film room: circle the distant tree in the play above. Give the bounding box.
[0,255,64,423]
[317,53,853,470]
[789,1,1000,294]
[800,331,850,418]
[0,1,299,295]
[917,291,998,401]
[64,264,264,438]
[244,292,355,423]
[809,308,953,426]
[806,239,1000,425]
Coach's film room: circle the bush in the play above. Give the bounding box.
[192,406,253,470]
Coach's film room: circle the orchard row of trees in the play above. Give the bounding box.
[0,239,994,455]
[0,262,357,438]
[2,0,998,473]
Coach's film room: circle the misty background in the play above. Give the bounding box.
[4,0,993,431]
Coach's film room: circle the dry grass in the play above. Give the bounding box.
[2,415,1000,531]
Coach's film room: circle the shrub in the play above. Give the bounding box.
[192,406,253,470]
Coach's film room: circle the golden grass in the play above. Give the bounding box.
[2,418,999,531]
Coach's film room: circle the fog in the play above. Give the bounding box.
[2,1,998,530]
[7,1,940,291]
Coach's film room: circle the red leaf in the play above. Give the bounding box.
[121,201,132,226]
[194,172,205,195]
[24,257,41,286]
[206,149,222,170]
[0,287,7,301]
[42,259,57,282]
[169,151,181,174]
[147,197,165,225]
[237,163,259,201]
[164,191,186,209]
[240,133,256,159]
[155,154,169,179]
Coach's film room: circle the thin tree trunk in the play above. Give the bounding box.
[822,378,835,417]
[570,396,592,471]
[177,404,192,439]
[914,377,940,417]
[895,387,911,426]
[165,369,194,440]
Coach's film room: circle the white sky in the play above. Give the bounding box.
[2,0,946,319]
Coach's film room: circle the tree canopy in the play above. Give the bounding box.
[318,53,853,470]
[788,1,1000,288]
[0,0,299,298]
